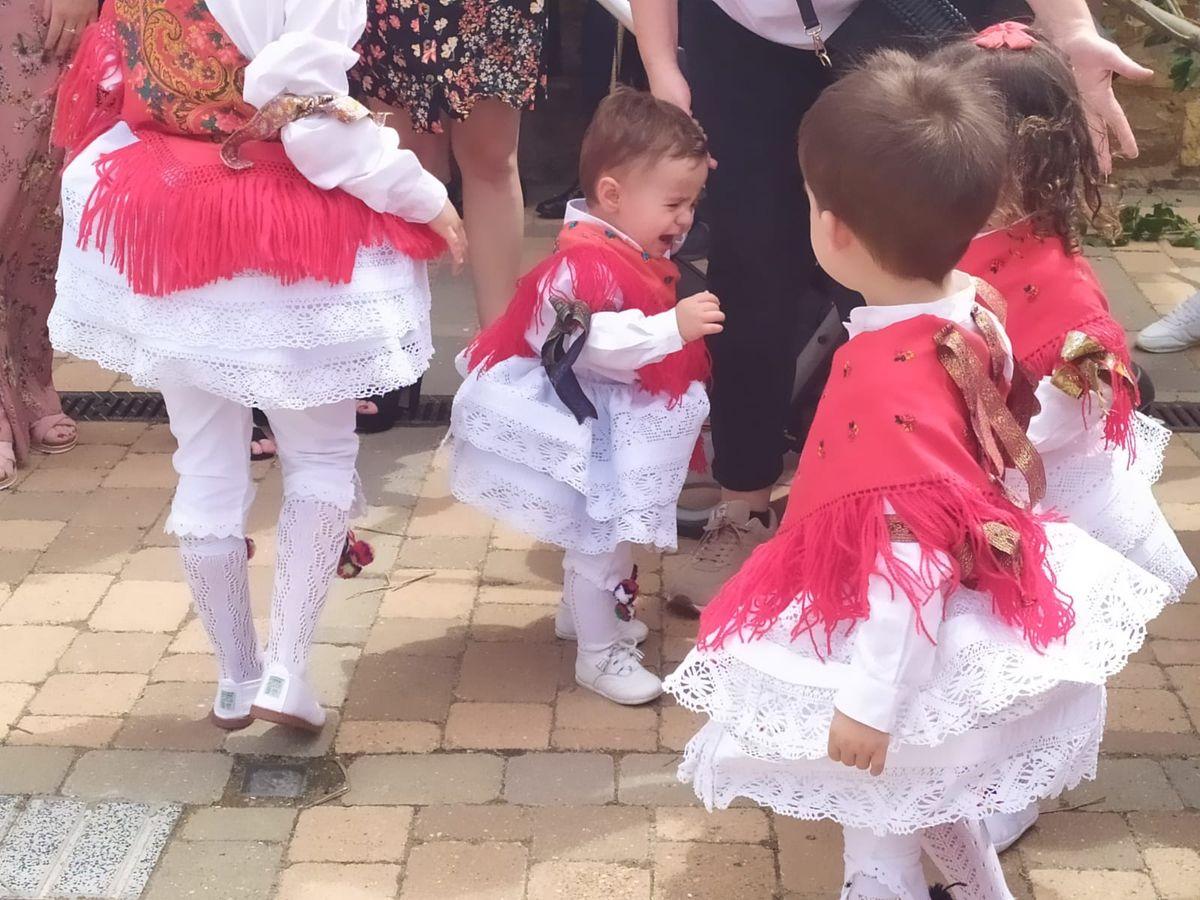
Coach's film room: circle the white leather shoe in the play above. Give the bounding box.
[575,641,662,705]
[209,677,261,730]
[984,804,1039,852]
[555,599,649,644]
[250,662,326,733]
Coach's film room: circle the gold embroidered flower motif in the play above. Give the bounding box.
[894,350,915,363]
[1023,284,1039,300]
[847,421,859,440]
[842,361,852,377]
[817,440,826,458]
[989,259,1004,274]
[894,414,916,432]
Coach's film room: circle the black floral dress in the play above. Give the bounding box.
[352,0,549,134]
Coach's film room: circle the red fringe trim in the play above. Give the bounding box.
[698,478,1074,655]
[467,244,710,403]
[51,9,121,162]
[77,131,444,296]
[1026,314,1138,455]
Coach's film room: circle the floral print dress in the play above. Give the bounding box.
[352,0,549,133]
[0,0,71,467]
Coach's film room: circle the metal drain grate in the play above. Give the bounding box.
[60,392,168,422]
[60,391,453,426]
[1145,401,1200,433]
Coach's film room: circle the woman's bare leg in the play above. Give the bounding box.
[449,100,524,326]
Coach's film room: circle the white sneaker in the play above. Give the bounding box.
[984,804,1039,852]
[250,662,326,733]
[555,599,649,644]
[209,677,261,731]
[575,641,663,705]
[1137,290,1200,352]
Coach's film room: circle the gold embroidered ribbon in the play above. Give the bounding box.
[886,516,1022,580]
[221,92,388,170]
[1050,330,1135,401]
[970,290,1040,428]
[935,321,1046,506]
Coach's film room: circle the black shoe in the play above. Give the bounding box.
[356,390,403,435]
[536,182,582,220]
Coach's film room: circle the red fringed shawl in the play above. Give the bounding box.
[699,311,1074,654]
[52,0,443,296]
[960,222,1138,451]
[466,221,711,405]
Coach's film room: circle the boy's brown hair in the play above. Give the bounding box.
[579,87,708,203]
[797,49,1007,283]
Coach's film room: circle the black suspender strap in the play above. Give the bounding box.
[795,0,833,66]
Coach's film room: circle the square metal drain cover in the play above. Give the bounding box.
[241,764,307,799]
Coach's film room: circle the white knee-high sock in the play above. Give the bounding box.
[178,536,261,683]
[265,496,348,676]
[841,827,928,900]
[921,819,1014,900]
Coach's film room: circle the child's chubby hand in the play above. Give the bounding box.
[428,200,468,269]
[675,291,725,343]
[828,709,890,777]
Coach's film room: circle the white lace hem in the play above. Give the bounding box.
[678,686,1104,835]
[447,440,680,554]
[665,524,1168,759]
[49,313,432,410]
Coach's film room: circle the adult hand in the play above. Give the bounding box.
[647,62,693,116]
[1031,0,1154,175]
[43,0,97,59]
[1057,28,1153,174]
[428,200,468,271]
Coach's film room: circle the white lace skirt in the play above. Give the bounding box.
[666,523,1170,833]
[1035,413,1195,598]
[49,124,434,411]
[446,354,709,554]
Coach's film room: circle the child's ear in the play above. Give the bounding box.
[824,210,855,251]
[595,175,621,212]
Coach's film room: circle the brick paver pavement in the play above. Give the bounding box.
[1,217,1200,898]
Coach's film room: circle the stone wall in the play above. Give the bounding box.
[1105,2,1200,186]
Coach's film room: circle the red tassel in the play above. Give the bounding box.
[688,435,707,474]
[51,8,121,161]
[698,478,1074,655]
[77,130,445,296]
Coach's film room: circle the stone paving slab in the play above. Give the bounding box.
[0,796,179,899]
[1,223,1200,897]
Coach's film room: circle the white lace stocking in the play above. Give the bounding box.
[265,496,348,675]
[841,828,928,900]
[920,820,1013,900]
[178,536,261,682]
[564,567,620,652]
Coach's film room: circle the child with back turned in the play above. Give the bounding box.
[665,51,1172,899]
[446,89,720,706]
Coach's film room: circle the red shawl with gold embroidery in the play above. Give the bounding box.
[699,306,1073,653]
[960,222,1137,450]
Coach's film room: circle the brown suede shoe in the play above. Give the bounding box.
[664,500,779,615]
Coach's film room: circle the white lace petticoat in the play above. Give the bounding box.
[446,355,709,554]
[1030,413,1195,598]
[49,124,435,410]
[664,523,1166,830]
[678,682,1104,836]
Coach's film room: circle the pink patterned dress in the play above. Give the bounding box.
[0,0,72,469]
